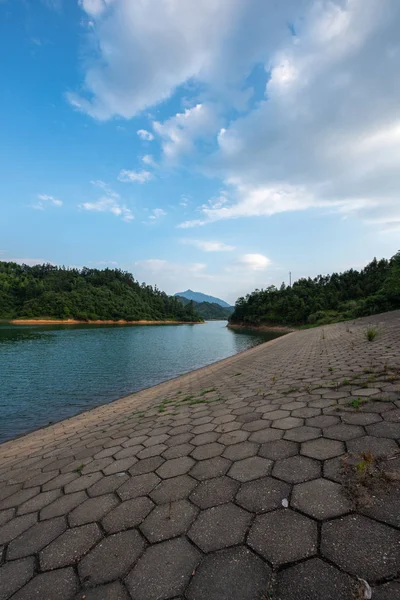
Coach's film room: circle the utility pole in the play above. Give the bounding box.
[289,271,292,287]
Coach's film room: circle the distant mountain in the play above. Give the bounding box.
[175,296,234,320]
[175,289,232,308]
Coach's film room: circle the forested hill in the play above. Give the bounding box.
[0,262,202,322]
[230,252,400,327]
[175,295,234,320]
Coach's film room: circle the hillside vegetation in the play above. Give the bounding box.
[230,252,400,327]
[175,295,233,320]
[0,262,202,322]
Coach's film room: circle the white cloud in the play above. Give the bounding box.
[134,258,212,284]
[118,169,153,184]
[142,154,157,168]
[71,0,308,120]
[78,0,113,17]
[148,208,167,220]
[92,260,119,266]
[153,103,220,161]
[7,257,52,266]
[79,196,134,222]
[137,129,154,141]
[203,0,400,227]
[234,253,271,271]
[181,239,235,252]
[32,194,63,210]
[70,0,400,232]
[90,179,119,198]
[177,219,206,229]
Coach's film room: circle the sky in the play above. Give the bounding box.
[1,0,399,305]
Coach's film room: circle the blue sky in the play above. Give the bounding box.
[1,0,399,304]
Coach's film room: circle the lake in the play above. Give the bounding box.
[0,321,283,443]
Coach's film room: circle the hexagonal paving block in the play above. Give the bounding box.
[156,457,195,479]
[284,426,321,443]
[0,487,40,511]
[218,430,249,445]
[140,499,198,543]
[372,581,400,600]
[346,435,398,458]
[227,456,272,482]
[189,476,239,509]
[39,523,102,570]
[222,441,259,461]
[103,457,138,476]
[341,412,382,426]
[117,473,160,501]
[143,434,169,447]
[149,475,197,504]
[292,407,321,418]
[241,419,271,432]
[65,473,103,494]
[384,408,400,422]
[359,485,400,528]
[265,410,290,421]
[249,428,283,443]
[126,537,201,600]
[366,421,400,439]
[162,443,194,460]
[86,473,129,497]
[236,412,263,423]
[6,516,66,560]
[136,445,167,460]
[323,424,365,441]
[0,556,34,600]
[191,433,219,446]
[186,546,271,600]
[40,491,87,521]
[301,438,345,460]
[291,478,351,520]
[272,455,321,484]
[236,477,291,513]
[10,567,78,600]
[190,457,231,481]
[17,489,61,515]
[306,415,340,428]
[129,457,164,476]
[258,440,298,461]
[68,494,119,527]
[188,503,251,552]
[78,530,145,586]
[273,416,304,430]
[0,514,37,545]
[102,497,154,533]
[191,443,224,461]
[73,580,130,600]
[276,558,358,600]
[321,515,400,580]
[0,508,14,527]
[248,509,317,566]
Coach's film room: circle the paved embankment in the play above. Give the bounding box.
[0,311,399,599]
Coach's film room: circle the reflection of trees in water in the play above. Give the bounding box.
[0,326,53,344]
[228,326,285,354]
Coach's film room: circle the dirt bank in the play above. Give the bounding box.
[11,319,203,326]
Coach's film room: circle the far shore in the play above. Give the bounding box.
[227,322,295,333]
[10,318,203,326]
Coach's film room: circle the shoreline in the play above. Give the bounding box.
[10,318,203,326]
[227,322,295,333]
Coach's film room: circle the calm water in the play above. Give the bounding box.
[0,321,282,443]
